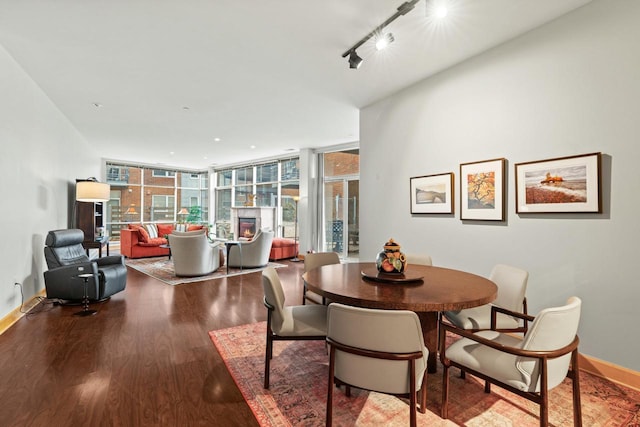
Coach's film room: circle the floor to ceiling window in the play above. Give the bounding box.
[321,149,359,258]
[105,162,208,242]
[213,157,299,239]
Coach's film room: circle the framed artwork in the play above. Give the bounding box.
[460,158,506,221]
[410,172,454,214]
[515,152,601,213]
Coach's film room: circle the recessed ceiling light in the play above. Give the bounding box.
[285,148,297,152]
[92,102,102,108]
[435,6,448,18]
[250,145,256,149]
[182,106,190,111]
[213,137,221,142]
[169,152,175,155]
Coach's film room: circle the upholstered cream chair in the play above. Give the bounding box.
[444,264,529,333]
[326,303,428,427]
[262,267,327,389]
[440,296,582,427]
[228,229,274,268]
[302,252,340,305]
[405,253,433,266]
[168,230,222,277]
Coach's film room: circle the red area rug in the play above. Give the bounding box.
[210,322,640,426]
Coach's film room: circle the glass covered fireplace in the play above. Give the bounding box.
[238,217,257,239]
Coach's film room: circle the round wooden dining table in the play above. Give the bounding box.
[302,262,498,373]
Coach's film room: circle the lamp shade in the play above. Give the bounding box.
[178,208,189,215]
[125,205,138,215]
[76,181,110,202]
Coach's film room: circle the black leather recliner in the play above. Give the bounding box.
[44,229,127,302]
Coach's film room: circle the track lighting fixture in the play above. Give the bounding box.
[342,0,421,69]
[348,50,363,69]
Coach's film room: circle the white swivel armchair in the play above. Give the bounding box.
[228,229,274,268]
[168,230,222,277]
[326,303,429,427]
[262,267,327,389]
[302,252,340,305]
[444,264,529,333]
[440,296,582,427]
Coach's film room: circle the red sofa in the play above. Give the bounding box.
[120,223,206,259]
[269,238,299,261]
[120,228,169,259]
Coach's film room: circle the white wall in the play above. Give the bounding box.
[360,0,639,371]
[0,44,101,320]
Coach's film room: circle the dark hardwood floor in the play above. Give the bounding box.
[0,259,307,427]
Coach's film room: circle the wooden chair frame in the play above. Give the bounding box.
[326,336,427,427]
[444,300,530,380]
[442,298,529,334]
[263,298,326,389]
[439,308,582,427]
[490,298,529,334]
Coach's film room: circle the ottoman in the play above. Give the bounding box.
[269,238,299,260]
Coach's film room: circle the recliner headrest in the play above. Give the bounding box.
[45,229,85,247]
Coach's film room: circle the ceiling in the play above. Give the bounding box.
[0,0,592,170]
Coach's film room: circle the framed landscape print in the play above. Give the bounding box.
[460,158,506,221]
[515,152,601,213]
[410,172,454,214]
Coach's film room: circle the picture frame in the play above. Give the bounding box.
[410,172,454,214]
[460,158,506,221]
[515,152,601,213]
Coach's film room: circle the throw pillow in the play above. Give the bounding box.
[144,224,158,239]
[187,224,204,232]
[137,226,151,243]
[157,223,174,237]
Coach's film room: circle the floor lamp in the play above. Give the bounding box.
[291,196,300,262]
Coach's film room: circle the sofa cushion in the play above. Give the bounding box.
[138,237,168,247]
[272,238,296,248]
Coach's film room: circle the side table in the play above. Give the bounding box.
[160,244,172,260]
[75,273,97,316]
[224,241,242,274]
[83,236,110,258]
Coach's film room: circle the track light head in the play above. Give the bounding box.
[348,50,363,69]
[375,32,395,51]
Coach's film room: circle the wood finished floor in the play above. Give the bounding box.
[0,259,307,427]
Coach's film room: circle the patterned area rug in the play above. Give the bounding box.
[210,322,640,426]
[126,257,286,285]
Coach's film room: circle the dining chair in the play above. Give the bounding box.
[440,296,582,427]
[262,267,327,389]
[302,252,340,305]
[443,264,529,333]
[405,253,432,266]
[326,303,428,427]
